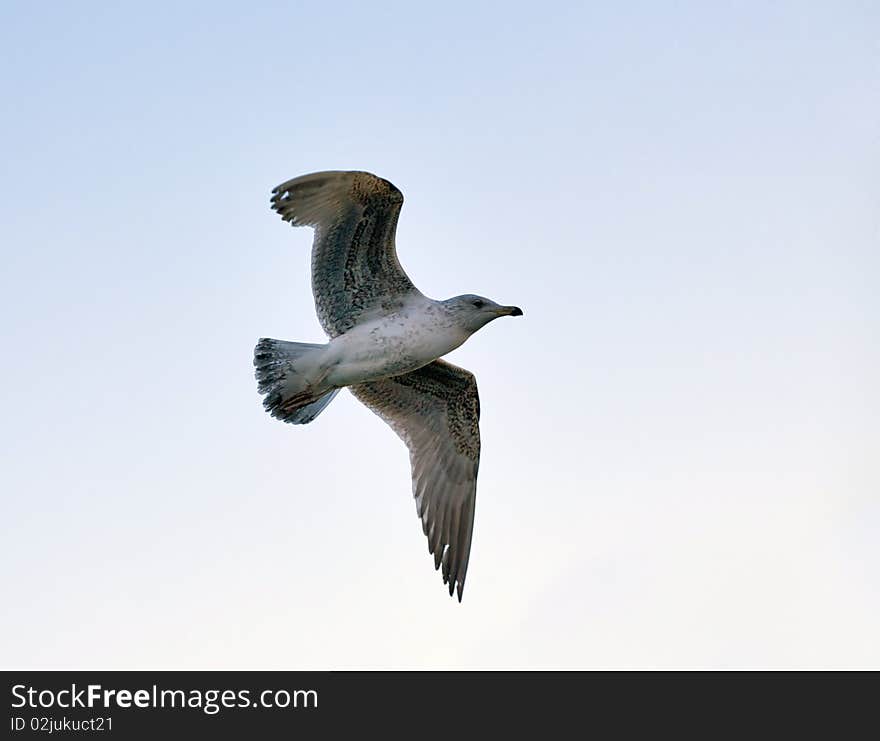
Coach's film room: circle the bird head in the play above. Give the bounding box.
[444,294,523,333]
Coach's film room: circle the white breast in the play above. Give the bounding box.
[324,297,467,386]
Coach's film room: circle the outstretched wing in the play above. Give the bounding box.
[271,170,419,337]
[351,360,481,601]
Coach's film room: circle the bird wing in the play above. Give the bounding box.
[350,360,481,601]
[270,170,419,337]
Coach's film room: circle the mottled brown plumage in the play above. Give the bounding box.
[271,172,415,337]
[352,360,480,600]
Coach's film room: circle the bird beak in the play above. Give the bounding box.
[499,306,523,317]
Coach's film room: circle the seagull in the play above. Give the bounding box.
[254,170,522,601]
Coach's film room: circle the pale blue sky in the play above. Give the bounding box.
[1,1,878,668]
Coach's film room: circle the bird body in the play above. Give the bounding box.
[254,170,521,600]
[319,294,471,387]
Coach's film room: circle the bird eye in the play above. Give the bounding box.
[472,300,485,308]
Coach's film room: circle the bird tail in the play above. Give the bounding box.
[254,338,340,425]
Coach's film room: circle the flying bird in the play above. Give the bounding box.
[254,170,522,601]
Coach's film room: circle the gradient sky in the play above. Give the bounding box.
[2,1,878,669]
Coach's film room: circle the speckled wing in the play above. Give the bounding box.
[351,360,481,601]
[270,170,418,337]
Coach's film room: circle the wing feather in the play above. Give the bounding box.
[270,170,419,337]
[351,360,481,601]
